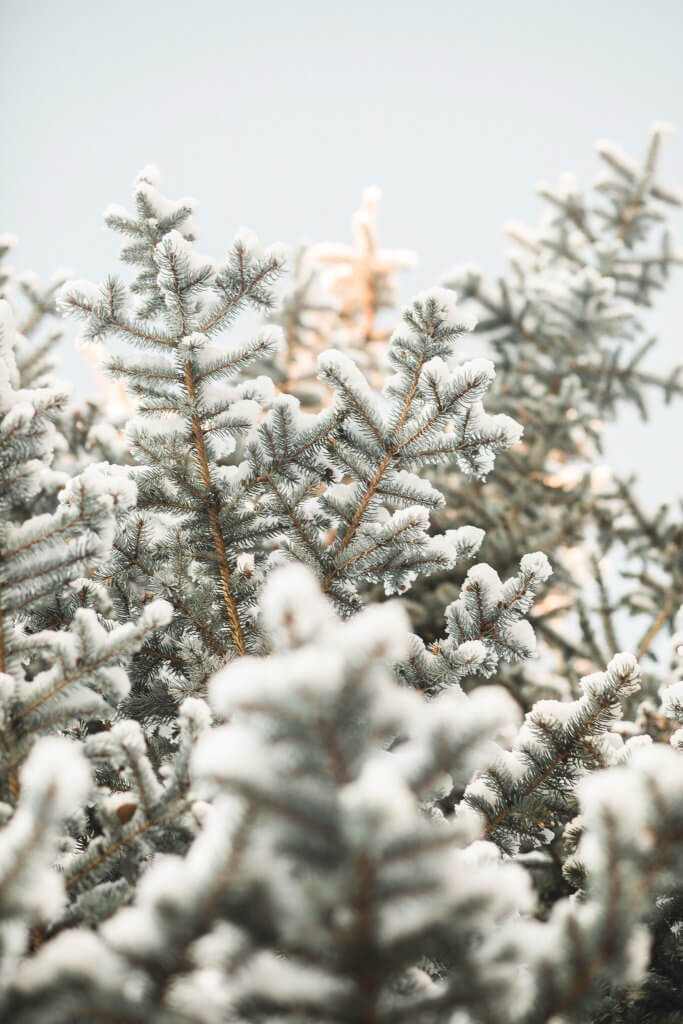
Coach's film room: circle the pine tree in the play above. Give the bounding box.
[58,167,522,689]
[311,186,416,346]
[0,126,681,1024]
[408,123,683,699]
[262,243,338,406]
[0,297,182,973]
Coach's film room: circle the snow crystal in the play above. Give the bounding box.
[579,653,640,703]
[264,392,308,436]
[467,685,522,741]
[576,746,682,859]
[630,744,683,804]
[138,854,190,911]
[419,356,450,389]
[426,532,461,565]
[212,647,344,720]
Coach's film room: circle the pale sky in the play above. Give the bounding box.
[1,0,682,503]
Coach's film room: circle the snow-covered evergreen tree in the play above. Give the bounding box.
[0,298,180,979]
[404,124,683,712]
[0,125,681,1023]
[57,166,523,695]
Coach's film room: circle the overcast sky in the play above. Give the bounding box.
[1,0,681,503]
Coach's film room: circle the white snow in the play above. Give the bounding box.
[179,696,212,733]
[520,551,553,582]
[650,120,674,137]
[341,756,416,840]
[108,719,147,756]
[14,930,127,993]
[492,412,524,447]
[447,524,486,557]
[454,639,488,669]
[141,599,174,630]
[505,619,537,656]
[192,724,269,789]
[411,286,478,332]
[19,738,91,820]
[256,323,285,352]
[233,227,261,257]
[264,241,290,265]
[465,563,504,610]
[236,552,255,575]
[55,279,103,315]
[128,413,188,440]
[103,202,131,222]
[155,230,214,276]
